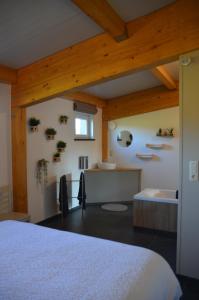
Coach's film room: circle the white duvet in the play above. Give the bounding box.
[0,221,182,300]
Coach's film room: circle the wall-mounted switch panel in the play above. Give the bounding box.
[189,160,199,181]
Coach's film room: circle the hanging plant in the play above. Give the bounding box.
[36,159,49,184]
[28,117,40,132]
[57,141,67,153]
[45,128,57,140]
[59,115,68,124]
[53,152,61,162]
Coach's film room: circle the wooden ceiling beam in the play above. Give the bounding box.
[72,0,127,42]
[0,64,17,84]
[103,85,179,121]
[151,66,177,90]
[12,0,199,108]
[63,91,107,108]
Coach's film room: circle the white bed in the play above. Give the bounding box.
[0,221,182,300]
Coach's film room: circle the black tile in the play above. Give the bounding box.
[178,275,199,300]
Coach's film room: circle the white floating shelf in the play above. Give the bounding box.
[146,143,164,149]
[136,153,154,159]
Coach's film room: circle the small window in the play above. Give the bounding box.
[75,113,94,140]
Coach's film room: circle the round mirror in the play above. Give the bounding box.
[117,130,133,147]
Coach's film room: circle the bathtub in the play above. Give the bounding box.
[134,188,178,204]
[133,188,178,232]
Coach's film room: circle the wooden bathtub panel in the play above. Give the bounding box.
[133,200,177,232]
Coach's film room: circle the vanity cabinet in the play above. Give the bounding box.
[85,168,141,203]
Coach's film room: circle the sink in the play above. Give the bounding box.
[97,162,116,170]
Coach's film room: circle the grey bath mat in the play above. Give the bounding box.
[101,203,128,212]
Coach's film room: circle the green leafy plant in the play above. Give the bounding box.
[53,152,61,162]
[167,128,174,136]
[45,128,57,139]
[45,128,56,135]
[36,159,49,184]
[59,115,68,124]
[54,152,60,157]
[57,141,67,152]
[28,117,40,131]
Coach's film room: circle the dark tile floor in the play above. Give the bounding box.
[39,204,199,300]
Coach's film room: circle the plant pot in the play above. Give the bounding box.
[60,120,67,124]
[58,147,65,153]
[30,126,38,132]
[53,157,61,162]
[47,134,55,140]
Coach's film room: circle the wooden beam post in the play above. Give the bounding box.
[104,86,179,121]
[63,91,107,108]
[0,64,17,84]
[72,0,127,42]
[11,106,27,213]
[151,66,177,90]
[12,0,199,107]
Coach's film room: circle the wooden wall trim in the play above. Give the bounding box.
[11,107,27,213]
[12,0,199,108]
[104,85,179,121]
[72,0,127,42]
[0,64,17,84]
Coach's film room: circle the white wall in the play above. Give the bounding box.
[177,50,199,279]
[109,107,179,190]
[0,83,12,210]
[27,97,102,223]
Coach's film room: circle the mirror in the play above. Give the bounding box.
[117,130,133,147]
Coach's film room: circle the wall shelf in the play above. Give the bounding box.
[136,153,155,159]
[146,143,164,149]
[156,134,174,138]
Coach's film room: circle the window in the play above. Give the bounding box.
[74,113,94,140]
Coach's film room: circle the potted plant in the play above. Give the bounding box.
[28,117,40,132]
[167,128,174,136]
[59,115,68,124]
[36,159,49,184]
[57,141,67,152]
[45,128,57,140]
[53,152,61,162]
[156,128,162,136]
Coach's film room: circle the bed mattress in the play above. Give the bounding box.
[0,221,182,300]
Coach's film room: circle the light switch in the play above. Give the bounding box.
[189,160,199,181]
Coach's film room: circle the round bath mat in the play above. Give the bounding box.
[101,203,128,212]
